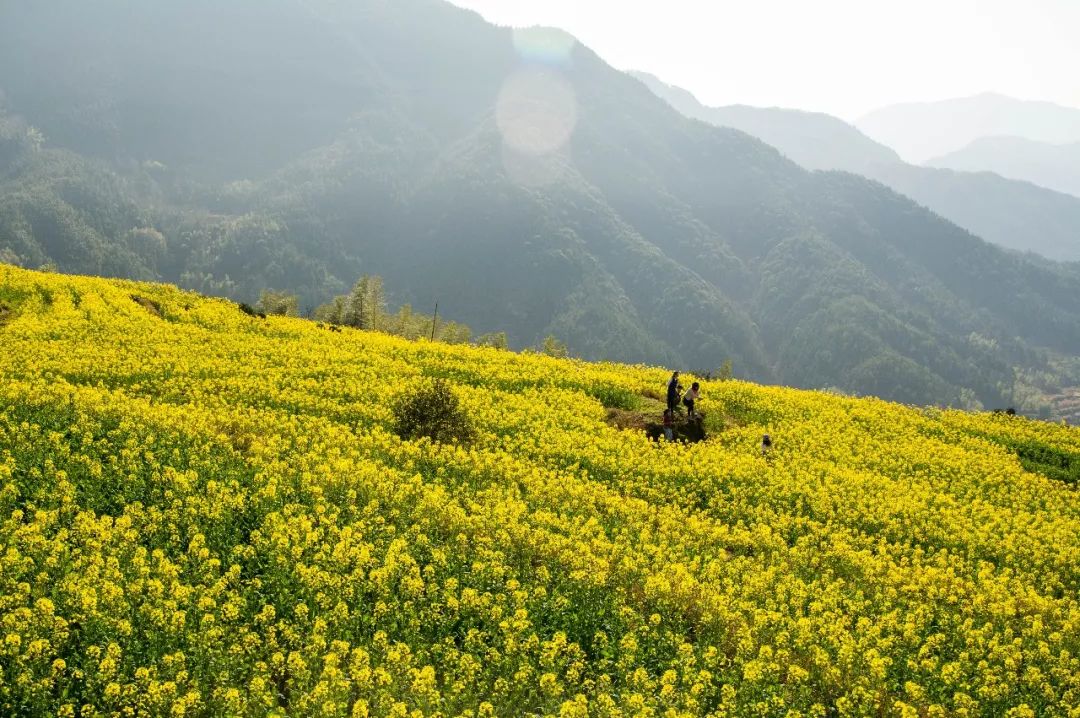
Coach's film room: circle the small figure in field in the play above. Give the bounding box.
[662,408,675,442]
[761,434,773,459]
[667,371,682,414]
[682,382,701,418]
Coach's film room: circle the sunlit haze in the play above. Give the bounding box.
[449,0,1080,119]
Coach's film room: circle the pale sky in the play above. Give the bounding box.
[448,0,1080,120]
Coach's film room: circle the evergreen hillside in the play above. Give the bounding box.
[3,0,1080,411]
[3,265,1080,715]
[866,162,1080,263]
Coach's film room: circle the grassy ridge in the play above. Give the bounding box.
[1,265,1079,717]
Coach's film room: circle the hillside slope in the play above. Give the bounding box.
[866,162,1080,262]
[636,72,1080,262]
[3,265,1080,715]
[929,136,1080,198]
[4,0,1080,409]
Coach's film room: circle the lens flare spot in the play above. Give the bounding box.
[496,68,578,157]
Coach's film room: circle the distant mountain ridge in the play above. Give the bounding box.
[857,93,1080,164]
[630,71,901,174]
[636,72,1080,263]
[928,136,1080,199]
[3,0,1080,413]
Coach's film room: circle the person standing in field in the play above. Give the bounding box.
[662,408,675,442]
[761,434,773,459]
[682,382,701,418]
[667,371,682,413]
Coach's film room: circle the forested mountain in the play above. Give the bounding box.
[638,73,1080,262]
[3,0,1080,412]
[857,93,1080,164]
[928,136,1080,199]
[865,163,1080,263]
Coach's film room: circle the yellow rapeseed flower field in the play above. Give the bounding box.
[2,264,1079,717]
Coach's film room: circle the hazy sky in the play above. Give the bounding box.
[448,0,1080,119]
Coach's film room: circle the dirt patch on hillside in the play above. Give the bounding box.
[131,294,163,318]
[606,407,709,443]
[605,407,651,432]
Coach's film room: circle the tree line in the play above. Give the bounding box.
[254,274,566,354]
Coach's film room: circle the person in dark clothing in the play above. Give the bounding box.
[667,371,682,413]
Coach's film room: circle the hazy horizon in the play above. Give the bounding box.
[448,0,1080,120]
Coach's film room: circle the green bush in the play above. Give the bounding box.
[1010,439,1080,485]
[393,380,474,444]
[256,289,299,317]
[237,302,264,319]
[586,384,639,411]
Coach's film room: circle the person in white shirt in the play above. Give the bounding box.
[681,381,701,418]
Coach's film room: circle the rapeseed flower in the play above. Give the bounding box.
[1,265,1080,715]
